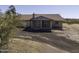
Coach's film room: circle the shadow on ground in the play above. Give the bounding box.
[23,27,51,32]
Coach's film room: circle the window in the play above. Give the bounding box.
[42,20,50,28]
[32,20,41,28]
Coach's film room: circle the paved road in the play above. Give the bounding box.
[17,30,79,53]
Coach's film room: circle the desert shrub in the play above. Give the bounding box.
[62,19,79,24]
[0,5,21,50]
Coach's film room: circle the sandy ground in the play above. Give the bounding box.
[7,38,67,53]
[63,23,79,42]
[1,23,79,53]
[11,23,79,53]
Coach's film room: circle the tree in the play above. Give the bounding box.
[0,5,21,51]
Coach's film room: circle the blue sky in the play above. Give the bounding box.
[0,5,79,18]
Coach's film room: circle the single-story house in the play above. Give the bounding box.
[20,13,64,31]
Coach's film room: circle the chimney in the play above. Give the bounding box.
[33,12,35,19]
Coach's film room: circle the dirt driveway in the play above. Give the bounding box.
[16,29,79,53]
